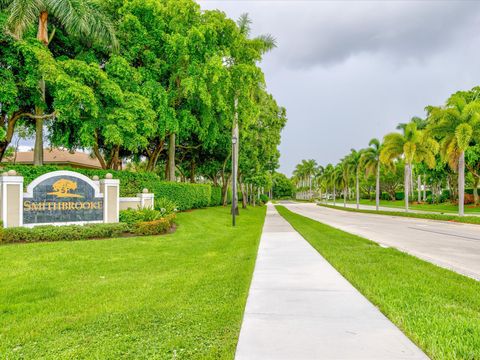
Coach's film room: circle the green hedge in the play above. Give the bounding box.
[148,182,211,211]
[1,223,129,244]
[1,164,216,211]
[210,186,222,206]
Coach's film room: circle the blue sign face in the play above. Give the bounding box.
[23,175,104,224]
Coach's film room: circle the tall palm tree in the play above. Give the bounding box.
[381,121,438,212]
[345,149,363,209]
[314,164,324,200]
[361,138,382,211]
[321,164,334,203]
[2,0,118,165]
[303,159,317,195]
[339,157,351,207]
[332,164,342,206]
[427,88,480,216]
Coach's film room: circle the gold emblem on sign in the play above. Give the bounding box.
[47,179,84,198]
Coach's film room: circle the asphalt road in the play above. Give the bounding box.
[281,202,480,280]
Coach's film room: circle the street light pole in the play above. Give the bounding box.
[232,135,238,226]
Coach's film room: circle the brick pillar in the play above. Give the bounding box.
[0,170,24,228]
[99,174,119,223]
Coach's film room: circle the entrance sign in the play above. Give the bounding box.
[0,169,153,228]
[23,171,104,225]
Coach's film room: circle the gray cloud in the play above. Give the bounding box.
[198,1,480,175]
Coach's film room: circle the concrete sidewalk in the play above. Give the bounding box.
[235,204,427,360]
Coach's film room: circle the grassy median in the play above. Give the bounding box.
[341,198,480,214]
[319,203,480,225]
[0,206,266,359]
[276,205,480,360]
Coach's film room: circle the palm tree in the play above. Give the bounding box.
[303,159,317,196]
[314,165,324,200]
[361,138,382,211]
[339,157,351,207]
[427,88,480,216]
[332,164,342,206]
[381,121,438,212]
[321,164,334,203]
[2,0,118,165]
[345,149,363,209]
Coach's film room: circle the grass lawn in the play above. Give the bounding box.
[276,205,480,360]
[0,206,266,359]
[318,203,480,225]
[339,198,480,214]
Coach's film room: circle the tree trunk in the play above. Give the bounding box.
[33,98,45,166]
[474,178,480,205]
[417,175,421,203]
[355,172,360,209]
[404,163,410,212]
[146,141,164,171]
[37,11,49,44]
[241,182,247,209]
[0,114,20,161]
[333,183,336,206]
[33,12,49,166]
[190,159,196,183]
[473,177,479,206]
[375,162,380,211]
[168,133,176,181]
[309,176,312,199]
[221,174,230,206]
[409,165,414,202]
[92,143,107,170]
[459,151,465,216]
[343,187,347,207]
[423,175,427,202]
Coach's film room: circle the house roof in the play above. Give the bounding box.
[3,149,102,169]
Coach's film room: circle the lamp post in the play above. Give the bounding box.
[232,135,238,226]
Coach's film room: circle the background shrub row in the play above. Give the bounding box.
[1,165,225,211]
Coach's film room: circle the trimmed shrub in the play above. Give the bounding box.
[452,193,475,205]
[1,164,214,210]
[1,223,129,244]
[132,214,176,236]
[154,197,177,216]
[119,208,164,226]
[259,194,269,204]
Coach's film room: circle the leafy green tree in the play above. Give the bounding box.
[1,0,117,165]
[272,172,294,199]
[427,88,480,215]
[48,57,156,169]
[379,161,404,200]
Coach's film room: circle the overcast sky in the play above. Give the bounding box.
[198,0,480,176]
